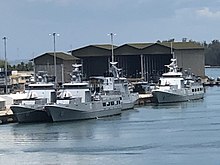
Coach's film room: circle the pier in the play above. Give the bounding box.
[0,110,17,124]
[202,77,220,86]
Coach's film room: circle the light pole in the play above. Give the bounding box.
[49,32,59,85]
[2,37,8,94]
[170,39,175,58]
[108,33,116,62]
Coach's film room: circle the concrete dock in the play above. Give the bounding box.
[0,109,17,124]
[137,93,155,105]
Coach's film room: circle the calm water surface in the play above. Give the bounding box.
[1,68,220,165]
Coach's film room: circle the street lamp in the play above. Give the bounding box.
[2,37,8,94]
[49,32,59,85]
[108,33,116,62]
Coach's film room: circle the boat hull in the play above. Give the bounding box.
[121,93,139,110]
[45,104,121,122]
[10,105,52,123]
[122,102,135,110]
[152,90,204,103]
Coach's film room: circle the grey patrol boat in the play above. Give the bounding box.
[44,65,122,122]
[109,62,139,110]
[10,72,55,123]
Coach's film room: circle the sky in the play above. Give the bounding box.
[0,0,220,62]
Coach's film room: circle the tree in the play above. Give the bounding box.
[205,40,220,66]
[0,61,34,71]
[0,60,9,68]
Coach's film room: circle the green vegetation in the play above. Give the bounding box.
[0,60,33,71]
[204,40,220,66]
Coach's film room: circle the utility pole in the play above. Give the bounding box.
[49,32,59,85]
[108,33,116,62]
[2,37,8,94]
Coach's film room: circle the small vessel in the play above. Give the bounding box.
[10,72,55,123]
[132,81,155,104]
[152,58,205,103]
[45,75,122,122]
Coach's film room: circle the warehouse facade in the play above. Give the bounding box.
[32,52,80,83]
[70,41,205,82]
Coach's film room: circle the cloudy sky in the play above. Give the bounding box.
[0,0,220,61]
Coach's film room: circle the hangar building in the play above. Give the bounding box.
[70,41,204,82]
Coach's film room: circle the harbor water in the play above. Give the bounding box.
[1,68,220,164]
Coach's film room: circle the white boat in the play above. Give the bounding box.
[45,75,122,122]
[10,72,55,123]
[152,58,205,103]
